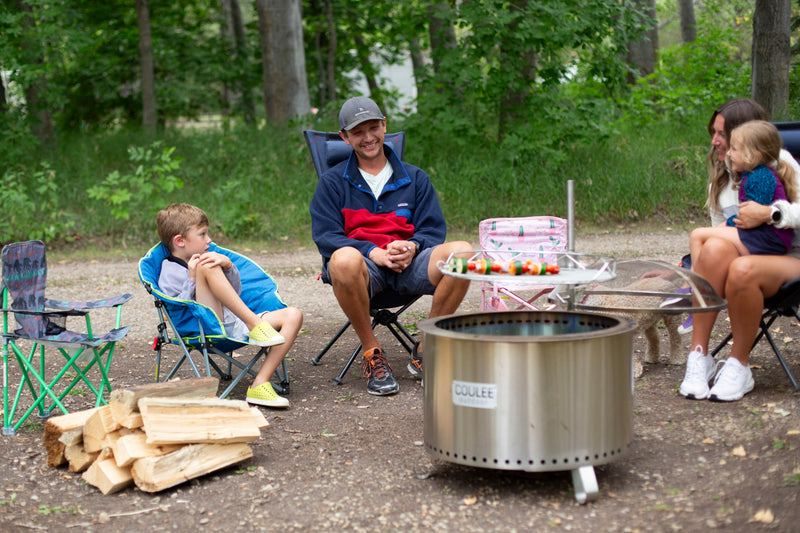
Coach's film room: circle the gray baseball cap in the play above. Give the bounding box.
[338,96,385,131]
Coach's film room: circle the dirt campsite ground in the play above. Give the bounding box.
[1,228,798,532]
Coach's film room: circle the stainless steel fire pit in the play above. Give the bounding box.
[419,310,637,503]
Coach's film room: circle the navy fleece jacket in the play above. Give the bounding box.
[310,144,447,263]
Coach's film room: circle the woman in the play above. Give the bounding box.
[679,99,800,402]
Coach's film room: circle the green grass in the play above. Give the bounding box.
[2,116,712,253]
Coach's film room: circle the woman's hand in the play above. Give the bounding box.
[734,201,772,229]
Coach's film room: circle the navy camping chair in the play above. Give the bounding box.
[303,129,420,384]
[138,242,289,398]
[775,121,800,161]
[2,240,132,435]
[707,123,800,391]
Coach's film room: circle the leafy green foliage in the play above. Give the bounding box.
[409,0,651,177]
[2,0,793,249]
[0,162,75,245]
[622,28,751,124]
[87,142,183,227]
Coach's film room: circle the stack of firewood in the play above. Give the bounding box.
[43,377,268,494]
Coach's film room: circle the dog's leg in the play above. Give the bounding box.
[643,322,661,364]
[665,315,686,364]
[632,352,644,379]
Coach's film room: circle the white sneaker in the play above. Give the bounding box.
[708,358,754,402]
[679,346,716,400]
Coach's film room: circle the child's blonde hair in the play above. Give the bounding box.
[729,120,797,202]
[156,203,209,252]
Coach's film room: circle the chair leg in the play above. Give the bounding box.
[311,320,352,366]
[760,328,800,391]
[323,297,423,384]
[709,332,732,358]
[710,313,799,391]
[272,359,290,395]
[218,347,266,399]
[385,321,417,354]
[334,342,363,385]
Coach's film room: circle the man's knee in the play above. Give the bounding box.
[328,247,368,284]
[431,240,472,262]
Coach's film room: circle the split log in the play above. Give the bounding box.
[117,412,143,430]
[82,457,133,495]
[82,406,120,453]
[109,377,218,424]
[250,407,269,430]
[64,443,99,473]
[112,431,181,467]
[139,397,261,445]
[43,407,101,468]
[132,443,253,493]
[58,427,85,448]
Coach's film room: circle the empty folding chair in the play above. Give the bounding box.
[479,216,568,311]
[2,240,132,435]
[138,242,289,398]
[303,129,420,384]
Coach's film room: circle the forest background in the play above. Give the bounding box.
[1,0,798,251]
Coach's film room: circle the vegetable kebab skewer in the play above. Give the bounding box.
[447,256,559,275]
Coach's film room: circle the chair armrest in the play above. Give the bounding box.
[46,293,134,310]
[0,307,87,317]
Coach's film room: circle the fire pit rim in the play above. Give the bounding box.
[418,309,637,343]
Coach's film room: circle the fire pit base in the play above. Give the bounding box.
[419,311,636,503]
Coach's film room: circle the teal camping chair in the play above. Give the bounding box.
[138,242,290,398]
[303,129,421,384]
[2,240,132,435]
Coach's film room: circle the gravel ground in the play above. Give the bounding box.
[1,228,799,532]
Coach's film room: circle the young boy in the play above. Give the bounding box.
[156,203,302,408]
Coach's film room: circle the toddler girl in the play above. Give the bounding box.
[690,120,796,259]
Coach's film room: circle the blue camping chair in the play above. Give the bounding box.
[138,242,290,398]
[303,129,421,384]
[2,240,132,435]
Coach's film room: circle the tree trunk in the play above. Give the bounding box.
[0,72,7,114]
[353,34,382,110]
[751,0,791,120]
[230,0,255,124]
[220,0,234,113]
[499,0,537,142]
[308,0,325,106]
[678,0,696,43]
[16,0,55,146]
[409,37,426,100]
[136,0,157,135]
[324,0,337,106]
[307,0,335,108]
[428,2,456,75]
[625,0,658,83]
[255,0,310,125]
